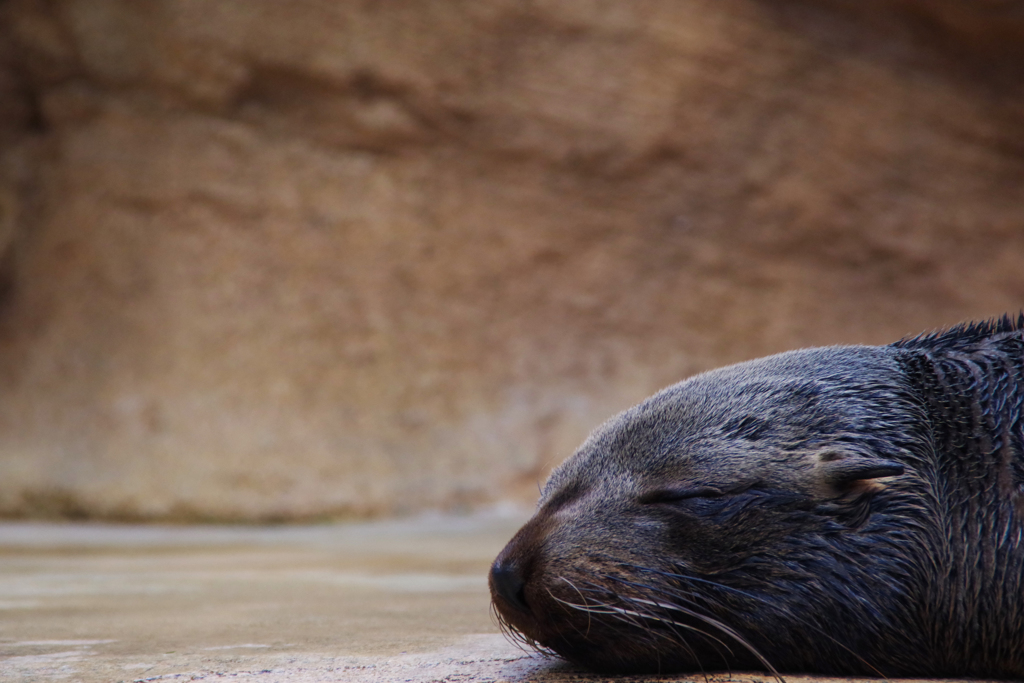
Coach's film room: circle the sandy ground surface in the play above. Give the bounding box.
[0,515,995,683]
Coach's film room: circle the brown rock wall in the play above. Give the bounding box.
[0,0,1022,519]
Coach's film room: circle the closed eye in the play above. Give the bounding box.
[638,486,723,505]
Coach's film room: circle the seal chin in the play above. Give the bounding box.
[489,558,761,675]
[489,550,585,661]
[489,527,765,674]
[488,558,559,652]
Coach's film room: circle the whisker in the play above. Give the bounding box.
[490,597,553,655]
[619,568,888,679]
[559,593,708,659]
[614,603,736,659]
[597,574,784,683]
[623,597,737,656]
[556,581,755,680]
[570,578,734,674]
[557,577,594,638]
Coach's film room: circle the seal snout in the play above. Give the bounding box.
[489,559,529,613]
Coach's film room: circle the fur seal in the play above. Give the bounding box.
[490,315,1024,677]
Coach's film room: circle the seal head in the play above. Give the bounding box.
[491,315,1024,677]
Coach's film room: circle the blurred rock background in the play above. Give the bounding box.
[0,0,1021,521]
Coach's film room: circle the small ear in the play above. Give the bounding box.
[814,450,904,488]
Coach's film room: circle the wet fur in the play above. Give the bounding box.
[490,314,1024,677]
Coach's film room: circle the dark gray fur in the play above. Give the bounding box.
[490,315,1024,677]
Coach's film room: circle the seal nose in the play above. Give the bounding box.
[490,559,529,613]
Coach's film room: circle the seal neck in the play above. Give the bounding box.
[896,330,1024,670]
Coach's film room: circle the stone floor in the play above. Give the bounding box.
[0,514,987,683]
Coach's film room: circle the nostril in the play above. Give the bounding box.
[490,560,529,613]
